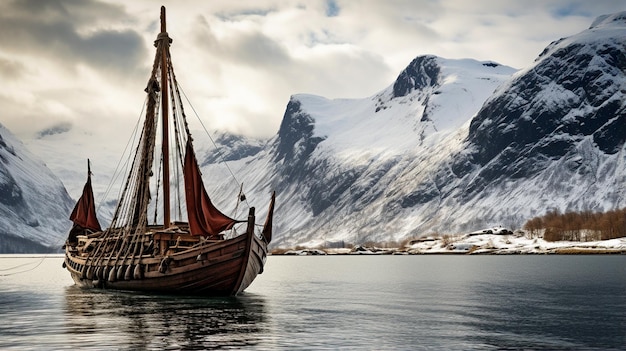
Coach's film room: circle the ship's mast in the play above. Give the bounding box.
[160,6,171,227]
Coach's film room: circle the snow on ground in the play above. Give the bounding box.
[277,228,626,255]
[407,233,626,254]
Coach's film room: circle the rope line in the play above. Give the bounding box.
[176,83,250,209]
[96,98,146,212]
[0,256,47,277]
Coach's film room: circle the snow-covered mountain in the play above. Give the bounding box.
[0,123,74,253]
[203,57,516,247]
[200,12,626,248]
[436,11,626,227]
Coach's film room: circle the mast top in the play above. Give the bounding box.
[156,7,172,46]
[160,6,166,33]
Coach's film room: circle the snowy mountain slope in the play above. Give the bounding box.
[439,11,626,219]
[200,57,516,247]
[200,12,626,248]
[0,123,74,253]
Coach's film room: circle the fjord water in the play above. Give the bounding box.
[1,255,625,350]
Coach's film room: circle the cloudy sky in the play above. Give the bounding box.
[0,0,624,152]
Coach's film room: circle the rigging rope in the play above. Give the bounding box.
[166,60,187,221]
[85,42,164,271]
[0,257,47,277]
[176,82,251,210]
[96,97,146,213]
[153,152,163,224]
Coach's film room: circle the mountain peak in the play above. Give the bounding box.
[274,97,325,165]
[537,10,626,64]
[200,132,264,166]
[392,55,440,98]
[590,11,626,28]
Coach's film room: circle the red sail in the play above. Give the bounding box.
[261,191,275,243]
[69,169,102,232]
[183,140,237,236]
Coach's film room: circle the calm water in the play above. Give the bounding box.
[0,255,625,350]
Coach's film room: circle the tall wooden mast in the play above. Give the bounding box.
[160,6,171,227]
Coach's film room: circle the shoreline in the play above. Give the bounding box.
[271,248,626,255]
[271,234,626,256]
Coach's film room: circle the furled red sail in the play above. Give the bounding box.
[261,191,275,243]
[69,163,102,232]
[183,140,237,236]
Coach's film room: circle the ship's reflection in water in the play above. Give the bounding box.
[63,286,269,350]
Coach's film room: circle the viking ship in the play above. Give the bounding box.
[63,6,274,295]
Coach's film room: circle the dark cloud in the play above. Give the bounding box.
[78,29,147,73]
[192,15,290,68]
[7,0,128,27]
[215,8,277,21]
[326,0,340,17]
[0,0,147,77]
[36,122,72,139]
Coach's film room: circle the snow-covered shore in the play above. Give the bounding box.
[275,232,626,255]
[402,234,626,255]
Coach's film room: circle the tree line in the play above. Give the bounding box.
[523,207,626,241]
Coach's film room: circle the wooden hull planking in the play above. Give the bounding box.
[65,232,267,295]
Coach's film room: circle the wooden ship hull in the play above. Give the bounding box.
[64,225,267,295]
[63,6,275,296]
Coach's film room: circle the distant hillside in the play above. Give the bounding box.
[0,124,74,253]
